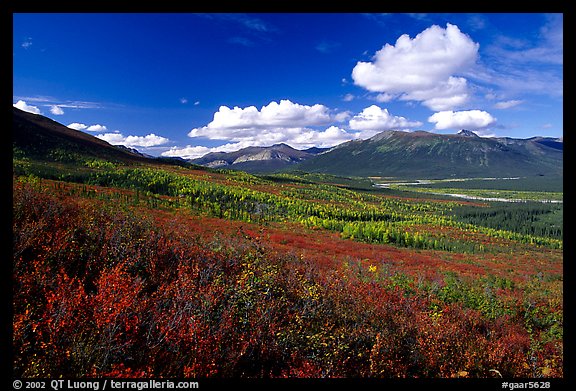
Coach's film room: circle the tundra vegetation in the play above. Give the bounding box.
[13,157,562,378]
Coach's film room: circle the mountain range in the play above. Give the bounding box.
[190,144,328,173]
[12,107,562,180]
[295,129,563,179]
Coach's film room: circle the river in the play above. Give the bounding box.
[372,177,563,204]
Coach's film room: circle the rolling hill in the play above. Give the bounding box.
[190,143,327,173]
[12,107,154,164]
[12,107,195,169]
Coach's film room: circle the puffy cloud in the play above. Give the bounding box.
[334,111,352,122]
[399,76,470,111]
[349,105,423,131]
[352,23,479,110]
[161,145,214,160]
[67,123,88,130]
[375,93,394,103]
[164,100,373,159]
[50,105,64,115]
[67,120,168,148]
[67,123,107,132]
[96,133,169,148]
[190,100,332,136]
[284,126,357,148]
[170,99,427,160]
[162,126,357,160]
[86,124,107,132]
[187,99,350,149]
[428,110,496,130]
[162,140,285,160]
[13,100,42,114]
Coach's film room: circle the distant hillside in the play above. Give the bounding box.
[295,130,563,179]
[12,107,154,164]
[12,107,196,170]
[191,143,327,173]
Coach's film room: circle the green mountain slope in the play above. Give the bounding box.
[13,107,201,171]
[295,130,563,179]
[12,107,154,164]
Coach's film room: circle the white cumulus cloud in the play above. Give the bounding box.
[187,99,354,150]
[167,99,431,160]
[342,93,355,102]
[428,110,496,130]
[352,23,479,110]
[50,105,64,115]
[285,126,357,148]
[67,123,107,132]
[67,123,88,130]
[190,100,333,136]
[86,124,108,132]
[375,93,394,103]
[96,133,169,148]
[161,145,214,160]
[162,126,356,160]
[349,105,423,131]
[13,100,42,115]
[67,121,169,148]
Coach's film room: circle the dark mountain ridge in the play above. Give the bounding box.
[295,129,562,179]
[12,107,193,168]
[13,107,152,164]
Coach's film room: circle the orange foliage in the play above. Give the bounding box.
[12,181,562,378]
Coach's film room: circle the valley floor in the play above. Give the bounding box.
[12,175,563,379]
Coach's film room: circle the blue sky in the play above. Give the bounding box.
[13,13,563,159]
